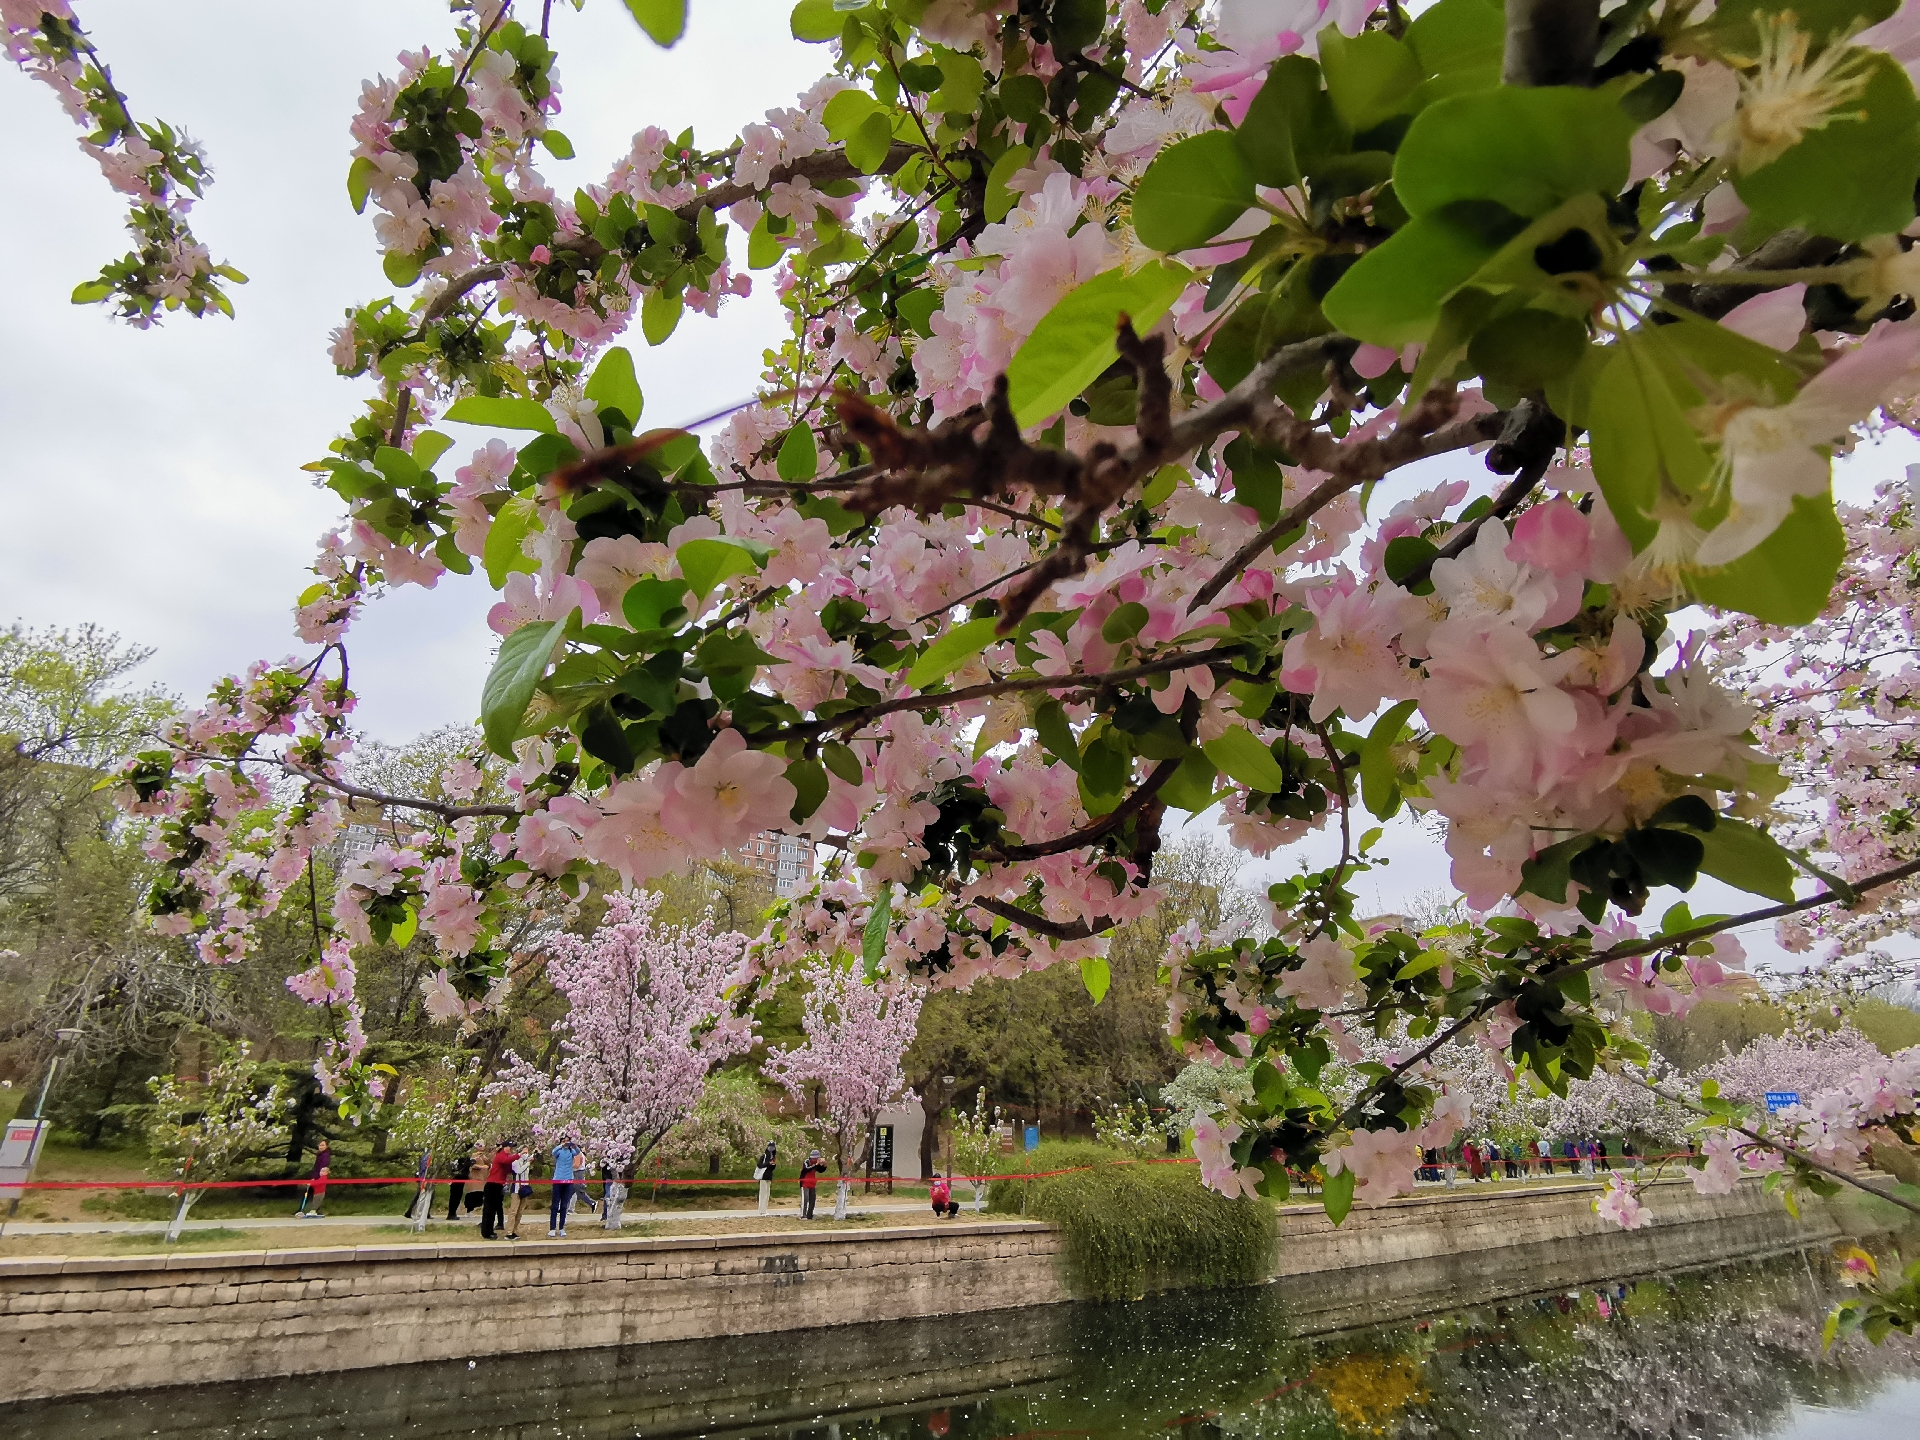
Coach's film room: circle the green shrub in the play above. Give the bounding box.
[984,1138,1130,1209]
[994,1160,1277,1302]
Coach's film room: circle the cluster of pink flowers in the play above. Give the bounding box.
[764,956,923,1180]
[489,891,755,1173]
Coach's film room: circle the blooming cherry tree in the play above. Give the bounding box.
[766,956,923,1219]
[490,890,755,1228]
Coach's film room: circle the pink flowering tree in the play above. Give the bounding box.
[32,0,1920,1316]
[766,956,923,1220]
[489,889,755,1228]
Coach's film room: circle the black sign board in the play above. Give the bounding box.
[870,1123,894,1174]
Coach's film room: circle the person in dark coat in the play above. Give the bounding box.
[446,1150,473,1221]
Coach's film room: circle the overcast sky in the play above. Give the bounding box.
[0,0,820,739]
[4,2,1911,959]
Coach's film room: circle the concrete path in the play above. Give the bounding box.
[0,1199,960,1238]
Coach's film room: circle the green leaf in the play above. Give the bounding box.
[1697,820,1800,904]
[1318,27,1423,133]
[1235,56,1347,189]
[1321,202,1520,346]
[822,88,879,145]
[412,430,455,472]
[1161,748,1218,812]
[623,0,687,46]
[1203,725,1291,793]
[1006,260,1192,427]
[862,887,892,981]
[483,495,542,588]
[845,110,895,174]
[985,145,1033,223]
[897,287,940,337]
[70,279,115,304]
[776,424,819,482]
[786,757,828,822]
[1383,535,1439,586]
[1735,53,1920,245]
[621,576,690,632]
[906,617,1001,689]
[1393,87,1634,219]
[388,906,419,950]
[584,346,644,427]
[1468,308,1589,391]
[1691,495,1846,626]
[1405,0,1506,81]
[642,288,684,346]
[1100,602,1149,643]
[347,156,376,215]
[790,0,851,41]
[1131,131,1257,253]
[823,741,864,785]
[481,619,565,758]
[1035,700,1079,770]
[676,536,767,601]
[1360,698,1419,819]
[748,211,784,269]
[444,396,557,433]
[1079,955,1111,1005]
[541,129,575,160]
[1321,1164,1356,1226]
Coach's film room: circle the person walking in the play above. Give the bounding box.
[297,1138,332,1218]
[799,1149,827,1220]
[1596,1137,1612,1172]
[1537,1137,1553,1176]
[480,1140,518,1239]
[505,1147,533,1239]
[446,1150,473,1221]
[753,1141,778,1216]
[550,1138,581,1237]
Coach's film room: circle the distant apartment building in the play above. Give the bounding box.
[732,830,816,897]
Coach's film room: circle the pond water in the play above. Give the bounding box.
[12,1249,1920,1438]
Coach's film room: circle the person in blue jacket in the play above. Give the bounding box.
[550,1137,582,1237]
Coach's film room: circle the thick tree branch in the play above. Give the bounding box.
[965,895,1113,942]
[1504,0,1600,86]
[267,759,520,820]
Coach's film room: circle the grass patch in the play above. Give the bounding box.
[992,1160,1276,1302]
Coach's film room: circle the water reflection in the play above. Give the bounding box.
[9,1252,1918,1438]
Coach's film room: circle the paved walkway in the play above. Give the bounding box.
[0,1199,965,1238]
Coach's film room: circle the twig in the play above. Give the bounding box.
[966,895,1114,942]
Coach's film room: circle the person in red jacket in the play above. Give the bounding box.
[930,1174,959,1220]
[799,1149,827,1220]
[480,1141,518,1239]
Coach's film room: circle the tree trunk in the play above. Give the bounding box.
[832,1178,850,1220]
[603,1181,628,1230]
[164,1189,201,1244]
[920,1090,940,1180]
[1503,0,1599,87]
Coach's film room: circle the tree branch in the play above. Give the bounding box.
[761,646,1245,745]
[982,757,1180,863]
[965,895,1113,942]
[1504,0,1600,86]
[1193,396,1506,608]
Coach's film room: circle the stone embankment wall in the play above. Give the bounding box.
[1271,1175,1840,1333]
[0,1178,1840,1403]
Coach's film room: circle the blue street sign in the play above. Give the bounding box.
[1764,1091,1800,1112]
[1024,1125,1039,1152]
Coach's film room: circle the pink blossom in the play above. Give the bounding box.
[1278,936,1359,1012]
[659,730,798,853]
[1594,1174,1651,1229]
[580,774,683,886]
[1324,1126,1420,1204]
